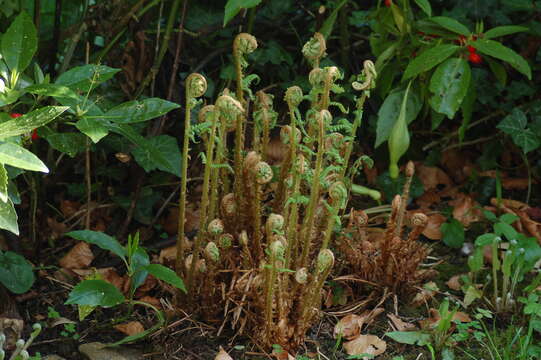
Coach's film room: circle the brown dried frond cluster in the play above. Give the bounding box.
[338,161,432,294]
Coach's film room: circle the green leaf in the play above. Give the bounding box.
[319,0,348,38]
[385,331,431,345]
[223,0,262,26]
[0,197,18,235]
[105,98,180,124]
[430,16,471,36]
[375,88,422,147]
[145,264,186,293]
[66,230,126,260]
[484,25,528,39]
[499,213,519,225]
[75,117,109,143]
[458,79,476,142]
[413,0,432,17]
[55,65,120,92]
[485,57,507,86]
[429,57,471,118]
[494,222,518,240]
[475,233,497,246]
[467,248,484,273]
[0,164,7,203]
[388,82,412,178]
[497,109,541,153]
[43,132,87,158]
[463,284,482,306]
[472,39,531,80]
[0,89,22,107]
[0,142,48,172]
[0,250,34,293]
[66,280,125,307]
[441,218,465,248]
[0,106,68,140]
[130,248,150,293]
[131,135,181,176]
[1,11,38,73]
[403,44,459,79]
[25,84,79,100]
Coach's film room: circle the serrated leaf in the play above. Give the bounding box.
[105,98,180,124]
[131,135,181,176]
[223,0,262,26]
[0,250,34,293]
[66,230,126,260]
[375,88,422,147]
[429,57,471,118]
[441,218,465,248]
[66,280,125,307]
[145,264,186,293]
[0,106,68,140]
[471,39,531,80]
[484,25,528,39]
[0,142,48,172]
[1,11,37,73]
[430,16,471,36]
[56,65,120,92]
[413,0,432,17]
[403,44,459,79]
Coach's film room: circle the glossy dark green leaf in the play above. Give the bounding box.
[145,264,186,293]
[429,57,471,118]
[403,45,459,80]
[472,39,531,80]
[413,0,432,17]
[484,25,528,39]
[130,248,150,293]
[105,98,180,124]
[66,280,125,307]
[76,117,109,143]
[0,142,48,172]
[25,84,79,100]
[1,11,37,73]
[131,135,181,176]
[430,16,471,36]
[66,230,126,260]
[0,106,68,140]
[55,65,120,92]
[43,132,87,158]
[224,0,262,26]
[0,250,34,293]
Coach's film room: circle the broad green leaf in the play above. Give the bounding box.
[484,25,528,39]
[388,82,412,178]
[413,0,432,17]
[56,65,120,92]
[66,280,125,307]
[1,11,37,73]
[497,109,541,153]
[463,284,482,306]
[468,248,483,272]
[430,16,471,36]
[0,250,34,293]
[459,78,476,143]
[472,39,531,80]
[494,222,518,240]
[403,44,459,79]
[66,230,126,260]
[375,43,398,72]
[0,142,48,172]
[0,89,22,107]
[130,248,150,294]
[105,98,180,124]
[441,218,465,248]
[385,331,431,345]
[0,106,68,140]
[75,117,109,143]
[499,213,519,224]
[0,164,7,203]
[390,3,407,34]
[132,135,181,176]
[319,0,348,38]
[145,264,186,293]
[429,57,471,118]
[375,88,421,147]
[475,233,497,246]
[223,0,262,26]
[25,84,79,100]
[109,124,178,176]
[43,132,87,158]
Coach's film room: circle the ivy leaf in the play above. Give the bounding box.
[131,135,181,176]
[429,57,471,118]
[471,39,531,80]
[403,45,459,80]
[66,280,125,307]
[497,109,541,153]
[223,0,262,26]
[430,16,471,36]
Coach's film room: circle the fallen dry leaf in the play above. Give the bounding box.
[47,217,67,240]
[138,296,162,309]
[59,242,94,269]
[334,314,363,340]
[416,164,453,191]
[451,194,481,227]
[72,267,125,292]
[502,178,531,190]
[419,309,472,330]
[343,334,387,358]
[387,313,416,332]
[215,347,234,360]
[60,200,80,218]
[446,275,462,291]
[411,281,439,307]
[422,214,446,240]
[114,321,144,336]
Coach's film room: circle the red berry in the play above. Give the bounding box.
[31,129,39,141]
[469,52,482,64]
[9,113,22,118]
[385,0,392,7]
[467,45,476,53]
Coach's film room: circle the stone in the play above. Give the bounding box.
[79,342,144,360]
